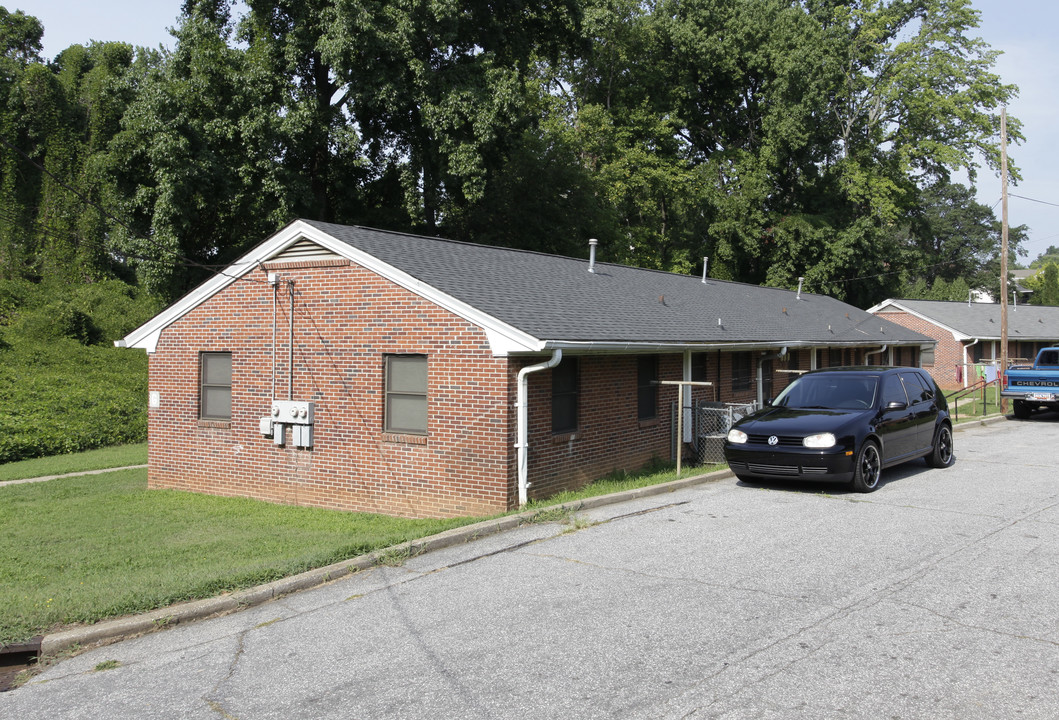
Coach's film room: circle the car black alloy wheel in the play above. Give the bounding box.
[852,441,882,493]
[926,424,954,468]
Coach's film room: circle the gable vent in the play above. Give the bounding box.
[270,238,340,262]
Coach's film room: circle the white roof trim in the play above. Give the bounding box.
[118,220,543,355]
[866,299,970,342]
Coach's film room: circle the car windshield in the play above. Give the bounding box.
[773,374,880,410]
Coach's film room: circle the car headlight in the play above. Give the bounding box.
[803,432,836,449]
[727,429,748,444]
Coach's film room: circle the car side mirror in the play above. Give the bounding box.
[886,401,907,410]
[764,398,773,407]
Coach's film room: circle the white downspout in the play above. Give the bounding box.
[963,338,980,389]
[516,349,563,506]
[864,344,888,365]
[757,347,787,407]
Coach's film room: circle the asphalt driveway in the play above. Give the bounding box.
[3,417,1058,719]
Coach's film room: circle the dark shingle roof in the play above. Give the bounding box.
[303,221,928,347]
[878,299,1059,341]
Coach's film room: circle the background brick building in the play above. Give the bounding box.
[868,299,1059,389]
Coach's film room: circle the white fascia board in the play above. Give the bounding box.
[866,299,970,342]
[527,339,916,356]
[118,256,262,351]
[118,220,544,356]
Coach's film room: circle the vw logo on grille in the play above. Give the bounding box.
[768,435,779,446]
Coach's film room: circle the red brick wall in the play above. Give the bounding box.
[146,260,683,519]
[871,310,961,388]
[520,355,678,499]
[148,260,514,519]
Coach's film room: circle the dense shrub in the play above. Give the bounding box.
[0,278,155,463]
[4,279,161,346]
[0,338,148,463]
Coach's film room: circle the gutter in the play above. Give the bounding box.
[515,349,562,506]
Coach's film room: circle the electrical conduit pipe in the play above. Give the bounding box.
[516,349,562,506]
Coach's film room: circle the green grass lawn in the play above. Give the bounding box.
[0,443,148,483]
[0,453,724,647]
[0,469,478,646]
[945,384,1003,421]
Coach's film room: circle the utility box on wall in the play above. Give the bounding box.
[260,400,315,448]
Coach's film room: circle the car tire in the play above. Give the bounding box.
[851,441,882,493]
[925,423,954,468]
[1013,400,1031,420]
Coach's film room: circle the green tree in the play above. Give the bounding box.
[109,0,280,297]
[0,7,44,280]
[1026,263,1059,306]
[1028,246,1059,269]
[322,0,582,233]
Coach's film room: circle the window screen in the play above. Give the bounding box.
[385,355,428,434]
[637,356,658,420]
[552,358,579,433]
[200,352,232,420]
[732,352,752,391]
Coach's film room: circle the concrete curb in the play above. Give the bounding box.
[37,467,733,658]
[953,413,1007,431]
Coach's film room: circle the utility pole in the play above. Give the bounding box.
[1000,107,1010,414]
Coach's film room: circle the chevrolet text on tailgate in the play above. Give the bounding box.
[1003,347,1059,419]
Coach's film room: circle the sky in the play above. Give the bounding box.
[22,0,1059,264]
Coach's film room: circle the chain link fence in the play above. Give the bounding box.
[673,400,757,466]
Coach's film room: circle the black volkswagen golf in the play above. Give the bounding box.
[723,367,953,492]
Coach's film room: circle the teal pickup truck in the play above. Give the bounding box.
[1002,347,1059,419]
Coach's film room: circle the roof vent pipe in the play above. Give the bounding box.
[702,257,709,283]
[796,277,804,300]
[588,238,598,273]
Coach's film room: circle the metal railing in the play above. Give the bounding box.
[948,378,1001,422]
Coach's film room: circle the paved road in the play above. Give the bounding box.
[4,417,1058,719]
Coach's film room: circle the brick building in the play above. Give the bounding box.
[868,299,1059,389]
[119,220,932,518]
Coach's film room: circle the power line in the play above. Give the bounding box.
[1009,193,1059,209]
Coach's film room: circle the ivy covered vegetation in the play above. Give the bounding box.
[0,1,1038,460]
[0,279,158,462]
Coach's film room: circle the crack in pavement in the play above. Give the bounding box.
[203,629,247,719]
[891,599,1059,648]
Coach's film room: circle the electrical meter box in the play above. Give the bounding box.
[271,400,314,424]
[260,400,315,448]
